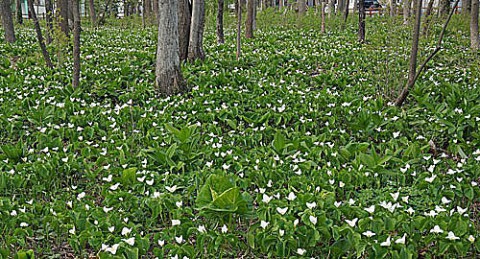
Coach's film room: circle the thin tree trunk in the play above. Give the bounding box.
[439,0,450,16]
[236,0,242,60]
[156,0,185,95]
[390,0,395,16]
[15,0,22,24]
[321,0,326,32]
[72,0,81,88]
[27,0,53,68]
[58,0,69,36]
[144,0,151,18]
[298,0,306,14]
[358,0,365,43]
[422,0,434,36]
[246,0,254,38]
[45,0,53,44]
[217,0,225,44]
[178,0,191,61]
[279,0,284,9]
[396,0,459,106]
[403,0,410,24]
[328,0,335,17]
[337,0,344,15]
[89,0,97,25]
[343,0,350,23]
[0,0,16,43]
[471,0,479,50]
[153,0,158,22]
[188,0,205,61]
[463,0,471,15]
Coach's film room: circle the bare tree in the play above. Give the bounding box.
[89,0,97,25]
[72,0,81,88]
[45,0,53,44]
[178,0,191,61]
[298,0,306,14]
[15,0,22,24]
[246,0,254,38]
[471,0,479,50]
[236,0,241,60]
[0,0,16,43]
[58,0,69,36]
[156,0,185,95]
[217,0,225,44]
[188,0,206,61]
[27,0,53,68]
[396,0,460,106]
[358,0,365,43]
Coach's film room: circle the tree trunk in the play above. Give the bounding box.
[471,0,479,50]
[27,0,53,68]
[439,0,450,16]
[153,0,159,22]
[358,0,365,43]
[145,0,151,18]
[58,0,69,36]
[156,0,185,95]
[72,0,81,88]
[390,0,395,16]
[178,0,191,61]
[463,0,471,15]
[298,0,306,14]
[45,0,53,44]
[236,0,241,60]
[279,0,284,9]
[321,0,326,32]
[328,0,335,17]
[337,0,344,15]
[403,0,410,24]
[0,0,16,43]
[89,0,97,24]
[352,0,357,13]
[343,0,350,23]
[217,0,225,43]
[15,0,22,24]
[396,0,422,106]
[246,0,254,38]
[188,0,205,61]
[422,0,434,36]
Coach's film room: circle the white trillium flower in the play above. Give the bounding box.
[446,231,460,241]
[306,202,317,209]
[296,248,306,255]
[221,224,228,233]
[309,215,318,225]
[122,237,135,246]
[260,220,270,229]
[158,240,165,246]
[198,225,206,233]
[287,192,297,201]
[457,206,467,215]
[380,236,391,247]
[390,192,399,201]
[276,207,288,215]
[395,234,407,244]
[364,205,375,214]
[175,235,184,243]
[468,235,475,243]
[172,219,181,226]
[103,244,120,255]
[346,218,358,227]
[121,227,132,236]
[262,194,273,204]
[362,230,376,237]
[430,225,444,234]
[166,185,177,193]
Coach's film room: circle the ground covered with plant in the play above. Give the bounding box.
[0,13,480,258]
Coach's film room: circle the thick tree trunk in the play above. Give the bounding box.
[188,0,205,61]
[0,0,16,43]
[246,0,254,38]
[27,0,53,68]
[156,0,185,95]
[178,0,191,61]
[144,0,151,17]
[72,0,81,88]
[15,0,22,24]
[58,0,69,36]
[217,0,225,43]
[298,0,306,14]
[358,0,365,43]
[89,0,97,24]
[45,0,53,44]
[236,0,241,60]
[471,0,479,50]
[439,0,450,16]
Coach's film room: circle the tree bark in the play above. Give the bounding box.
[217,0,225,44]
[463,0,471,14]
[321,0,326,33]
[72,0,81,88]
[15,0,22,24]
[439,0,450,16]
[156,0,185,95]
[89,0,97,25]
[298,0,306,14]
[0,0,16,43]
[358,0,365,43]
[27,0,53,68]
[246,0,254,38]
[471,0,479,50]
[144,0,151,18]
[328,0,335,17]
[236,0,241,60]
[390,0,395,16]
[403,0,410,24]
[279,0,284,9]
[45,0,53,44]
[337,0,344,15]
[58,0,69,36]
[343,0,350,23]
[153,0,159,22]
[178,0,191,61]
[188,0,205,61]
[422,0,434,36]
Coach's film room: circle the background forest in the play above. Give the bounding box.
[1,0,480,258]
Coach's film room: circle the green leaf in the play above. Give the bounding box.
[272,131,286,154]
